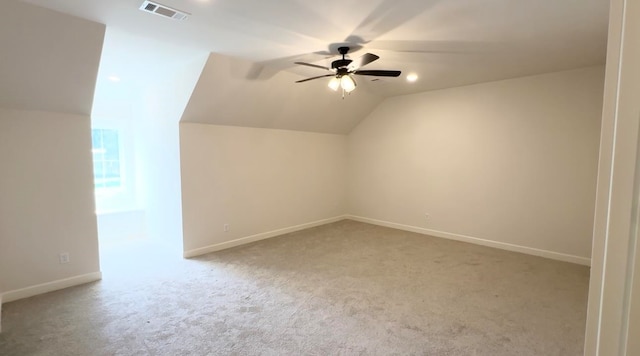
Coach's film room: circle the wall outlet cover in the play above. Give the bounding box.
[59,252,70,264]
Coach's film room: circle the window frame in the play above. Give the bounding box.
[91,127,125,195]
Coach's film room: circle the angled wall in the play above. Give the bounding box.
[0,1,104,115]
[0,2,105,302]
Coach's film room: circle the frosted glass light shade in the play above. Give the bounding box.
[328,77,340,91]
[341,75,356,92]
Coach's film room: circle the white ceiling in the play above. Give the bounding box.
[23,0,609,98]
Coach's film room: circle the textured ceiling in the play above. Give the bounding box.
[19,0,609,133]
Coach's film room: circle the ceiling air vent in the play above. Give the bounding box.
[139,1,190,21]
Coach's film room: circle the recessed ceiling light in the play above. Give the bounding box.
[108,76,121,82]
[407,73,418,82]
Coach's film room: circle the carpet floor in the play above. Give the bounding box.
[0,220,589,355]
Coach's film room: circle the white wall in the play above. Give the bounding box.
[348,66,604,262]
[96,211,146,243]
[132,54,208,249]
[132,109,185,248]
[0,109,100,296]
[92,28,208,248]
[180,124,348,255]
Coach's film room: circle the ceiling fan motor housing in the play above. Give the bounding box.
[332,46,352,69]
[331,59,352,69]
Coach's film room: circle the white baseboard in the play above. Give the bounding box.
[183,215,348,258]
[347,215,591,266]
[1,272,103,304]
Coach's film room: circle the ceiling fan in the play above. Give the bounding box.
[294,46,401,94]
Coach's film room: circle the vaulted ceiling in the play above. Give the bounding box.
[16,0,609,133]
[181,52,382,134]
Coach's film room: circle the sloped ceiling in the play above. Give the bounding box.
[92,28,208,122]
[1,1,105,115]
[20,0,609,132]
[181,53,382,134]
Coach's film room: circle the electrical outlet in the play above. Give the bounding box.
[223,224,230,232]
[59,252,70,264]
[425,213,431,220]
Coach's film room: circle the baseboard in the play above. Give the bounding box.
[347,215,591,266]
[0,272,103,304]
[183,215,348,258]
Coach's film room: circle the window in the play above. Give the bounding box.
[91,128,122,190]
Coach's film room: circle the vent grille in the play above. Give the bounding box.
[139,1,189,20]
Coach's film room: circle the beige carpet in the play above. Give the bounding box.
[0,220,589,355]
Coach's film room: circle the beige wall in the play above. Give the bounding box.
[348,66,604,262]
[0,1,104,114]
[0,2,104,303]
[0,109,100,295]
[180,124,348,254]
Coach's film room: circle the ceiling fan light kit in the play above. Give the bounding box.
[340,75,356,92]
[327,75,357,93]
[328,77,341,91]
[295,46,400,97]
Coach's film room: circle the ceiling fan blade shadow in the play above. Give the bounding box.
[295,74,334,83]
[294,62,331,71]
[348,53,379,70]
[245,53,329,80]
[354,70,401,77]
[366,40,506,54]
[328,43,364,56]
[349,0,439,42]
[214,1,335,46]
[245,63,281,80]
[313,42,366,57]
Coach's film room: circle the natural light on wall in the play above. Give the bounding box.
[89,117,139,214]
